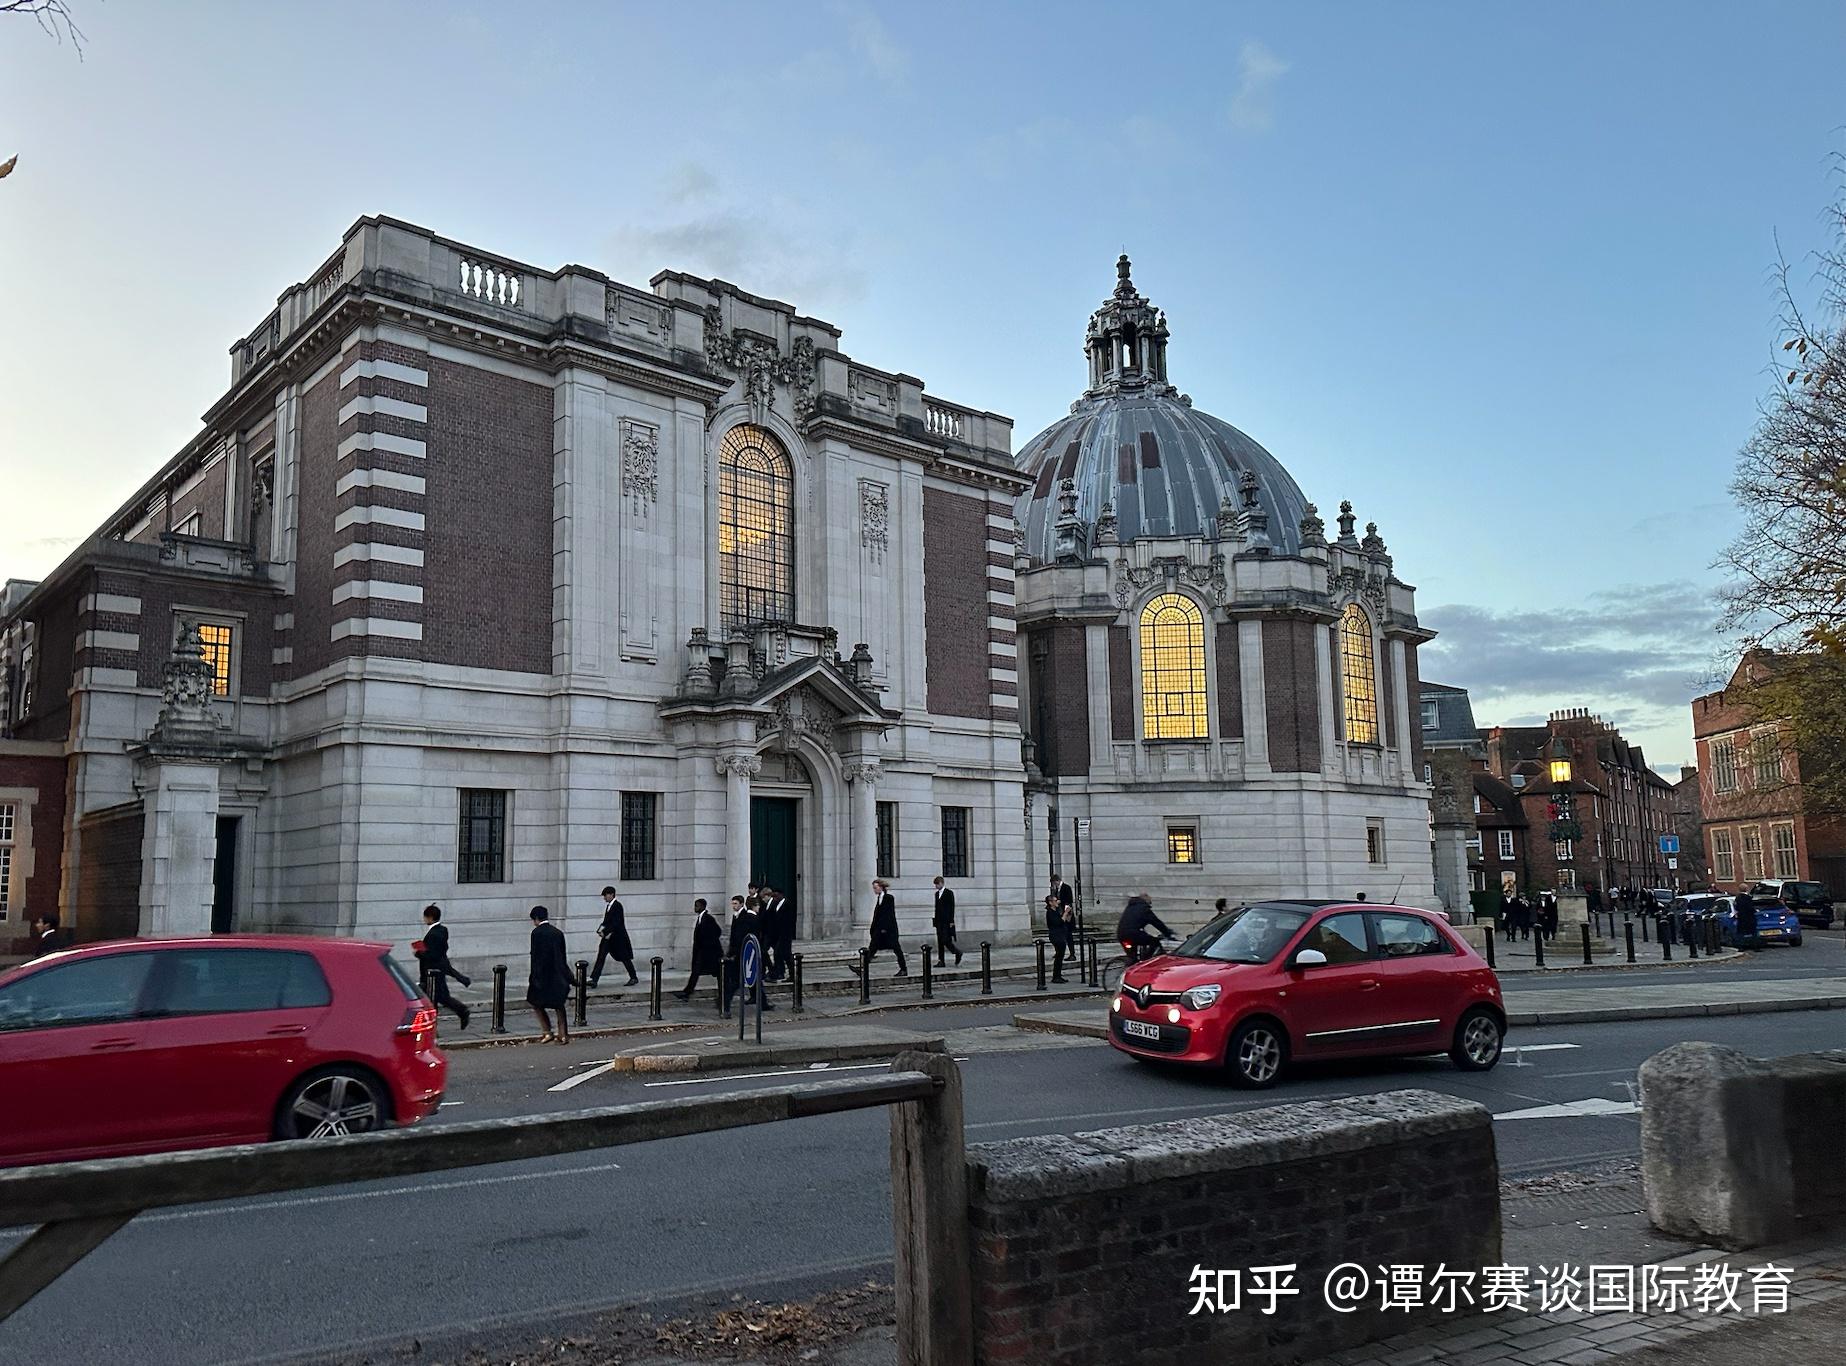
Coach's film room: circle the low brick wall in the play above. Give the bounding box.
[966,1089,1499,1365]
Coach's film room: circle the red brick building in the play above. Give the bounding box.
[1692,653,1846,894]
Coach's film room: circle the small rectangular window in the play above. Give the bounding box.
[940,806,970,879]
[0,800,14,921]
[195,622,235,697]
[1365,819,1386,866]
[1498,829,1515,861]
[1712,738,1738,794]
[1770,822,1797,879]
[620,792,658,881]
[1166,826,1198,864]
[1555,838,1573,862]
[1740,826,1764,881]
[457,789,508,883]
[1711,828,1734,883]
[1752,733,1783,789]
[1511,773,1527,788]
[876,801,898,879]
[1420,699,1439,730]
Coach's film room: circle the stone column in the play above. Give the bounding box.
[845,758,881,927]
[140,761,223,936]
[1389,637,1415,780]
[1428,763,1473,923]
[716,753,759,904]
[1237,618,1270,774]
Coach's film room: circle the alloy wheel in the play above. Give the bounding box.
[289,1074,382,1139]
[1238,1027,1282,1084]
[1462,1015,1501,1067]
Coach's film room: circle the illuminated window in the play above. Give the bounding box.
[717,425,794,631]
[1137,593,1207,740]
[1166,826,1198,864]
[1339,604,1379,745]
[195,623,234,697]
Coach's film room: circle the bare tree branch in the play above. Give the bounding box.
[1,1,86,55]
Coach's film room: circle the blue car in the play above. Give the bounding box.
[1714,897,1803,948]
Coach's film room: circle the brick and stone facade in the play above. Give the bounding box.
[1014,260,1437,923]
[0,216,1032,960]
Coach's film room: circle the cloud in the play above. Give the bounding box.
[839,2,908,88]
[605,162,868,310]
[1228,39,1289,132]
[1419,580,1730,765]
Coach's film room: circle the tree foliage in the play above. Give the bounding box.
[1721,157,1846,817]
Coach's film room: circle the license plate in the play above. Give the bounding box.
[1762,929,1783,937]
[1122,1019,1161,1041]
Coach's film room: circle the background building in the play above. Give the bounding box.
[1014,258,1437,926]
[1693,652,1846,893]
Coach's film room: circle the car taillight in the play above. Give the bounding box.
[397,1004,437,1036]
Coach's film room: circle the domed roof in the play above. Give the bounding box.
[1014,257,1309,562]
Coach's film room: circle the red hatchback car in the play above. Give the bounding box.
[0,936,447,1168]
[1110,900,1506,1087]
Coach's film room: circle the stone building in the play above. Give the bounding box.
[0,216,1031,960]
[1013,258,1436,924]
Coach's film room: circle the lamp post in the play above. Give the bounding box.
[1547,737,1600,950]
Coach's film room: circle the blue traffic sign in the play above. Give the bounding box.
[742,936,761,990]
[1658,835,1680,855]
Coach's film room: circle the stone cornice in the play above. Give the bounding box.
[804,415,1026,494]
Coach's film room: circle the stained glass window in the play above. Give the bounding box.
[718,425,794,631]
[195,623,234,697]
[1138,593,1207,740]
[1339,604,1379,745]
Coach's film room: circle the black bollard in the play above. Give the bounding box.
[1641,913,1650,942]
[1087,937,1100,988]
[1483,926,1496,969]
[980,941,993,995]
[648,957,663,1022]
[792,953,805,1013]
[1035,939,1048,991]
[1625,922,1636,963]
[1581,923,1593,966]
[921,945,933,999]
[574,960,589,1027]
[1710,919,1721,954]
[858,947,871,1005]
[1533,931,1545,968]
[1662,927,1672,960]
[491,963,508,1034]
[1688,922,1699,958]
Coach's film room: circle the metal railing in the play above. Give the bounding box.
[0,1056,971,1362]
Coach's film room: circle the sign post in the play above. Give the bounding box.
[740,934,763,1044]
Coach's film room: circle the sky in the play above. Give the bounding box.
[3,1,1844,770]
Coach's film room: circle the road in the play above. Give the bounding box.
[2,991,1842,1365]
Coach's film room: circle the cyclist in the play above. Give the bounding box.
[1115,891,1174,963]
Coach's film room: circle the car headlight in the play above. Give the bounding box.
[1111,995,1122,1013]
[1180,985,1222,1011]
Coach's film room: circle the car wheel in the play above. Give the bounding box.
[1790,936,1803,948]
[1226,1019,1287,1089]
[1451,1008,1504,1072]
[276,1067,390,1141]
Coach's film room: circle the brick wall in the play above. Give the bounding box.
[1214,621,1241,739]
[133,577,276,697]
[1108,626,1133,740]
[422,355,552,673]
[924,488,994,719]
[1263,618,1320,773]
[967,1090,1499,1366]
[292,367,342,675]
[73,804,143,943]
[1028,624,1090,778]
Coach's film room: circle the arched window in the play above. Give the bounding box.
[1339,603,1379,745]
[1138,593,1207,740]
[717,424,794,630]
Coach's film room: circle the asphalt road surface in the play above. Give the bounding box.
[3,1000,1841,1366]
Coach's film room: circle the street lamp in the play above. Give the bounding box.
[1548,740,1573,788]
[1546,737,1583,891]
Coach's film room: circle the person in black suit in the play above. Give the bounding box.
[763,885,794,981]
[30,913,70,957]
[675,898,724,1001]
[723,894,775,1016]
[414,905,470,1029]
[855,878,909,978]
[525,905,574,1044]
[1045,891,1076,983]
[1049,873,1076,934]
[931,876,962,966]
[589,884,637,987]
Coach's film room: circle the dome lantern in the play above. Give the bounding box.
[1084,255,1172,396]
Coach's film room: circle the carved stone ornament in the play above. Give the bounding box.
[755,685,844,755]
[1361,521,1387,555]
[1094,501,1119,547]
[148,622,228,748]
[1238,468,1261,511]
[1216,494,1241,541]
[1184,554,1229,603]
[621,420,661,514]
[841,758,883,785]
[704,307,817,424]
[1299,502,1326,546]
[1114,553,1227,608]
[860,480,890,562]
[250,461,275,515]
[1331,563,1389,615]
[714,753,764,779]
[1337,499,1359,544]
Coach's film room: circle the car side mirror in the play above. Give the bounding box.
[1292,948,1328,969]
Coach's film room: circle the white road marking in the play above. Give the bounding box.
[642,1062,890,1088]
[1495,1097,1641,1121]
[549,1060,620,1092]
[1504,1043,1580,1055]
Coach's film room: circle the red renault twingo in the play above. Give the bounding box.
[1109,900,1506,1087]
[0,936,447,1167]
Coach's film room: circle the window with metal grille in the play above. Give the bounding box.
[1365,818,1386,865]
[620,792,657,881]
[717,424,794,631]
[195,623,234,697]
[1771,822,1798,879]
[1711,827,1734,882]
[876,801,898,879]
[1752,732,1783,788]
[457,789,507,884]
[1740,826,1764,881]
[940,806,970,879]
[1712,738,1738,793]
[1137,592,1207,740]
[1166,826,1198,864]
[1339,605,1379,745]
[0,801,14,921]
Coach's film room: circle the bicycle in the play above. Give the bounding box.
[1101,933,1175,994]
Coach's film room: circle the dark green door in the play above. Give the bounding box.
[211,816,239,934]
[751,797,799,904]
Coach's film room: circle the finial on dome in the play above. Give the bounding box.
[1116,253,1133,291]
[1337,500,1358,544]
